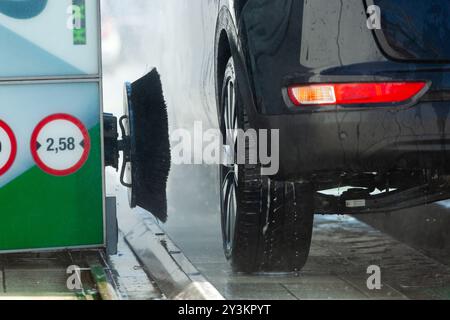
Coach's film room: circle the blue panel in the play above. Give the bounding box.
[0,0,48,19]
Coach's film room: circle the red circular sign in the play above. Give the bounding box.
[0,120,17,176]
[30,114,91,176]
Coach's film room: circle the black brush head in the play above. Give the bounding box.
[127,68,171,222]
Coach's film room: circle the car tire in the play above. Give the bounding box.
[219,57,315,273]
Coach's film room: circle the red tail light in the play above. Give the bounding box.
[288,82,427,106]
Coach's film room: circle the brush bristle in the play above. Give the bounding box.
[130,68,171,222]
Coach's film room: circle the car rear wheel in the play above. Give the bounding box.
[219,57,315,273]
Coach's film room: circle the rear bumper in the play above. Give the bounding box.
[252,101,450,179]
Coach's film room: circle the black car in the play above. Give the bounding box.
[214,0,450,273]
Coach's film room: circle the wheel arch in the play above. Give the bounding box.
[214,6,258,124]
[216,29,232,106]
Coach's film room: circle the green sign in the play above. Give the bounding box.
[72,0,87,45]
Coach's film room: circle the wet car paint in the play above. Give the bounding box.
[216,0,450,179]
[101,0,450,299]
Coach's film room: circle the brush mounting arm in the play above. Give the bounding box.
[103,113,132,188]
[118,115,132,188]
[103,113,119,170]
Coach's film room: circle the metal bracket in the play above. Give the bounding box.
[118,115,132,188]
[103,113,132,188]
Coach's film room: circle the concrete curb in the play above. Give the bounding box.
[124,211,224,300]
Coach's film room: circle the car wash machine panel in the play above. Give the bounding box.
[0,0,105,252]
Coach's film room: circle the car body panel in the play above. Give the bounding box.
[216,0,450,179]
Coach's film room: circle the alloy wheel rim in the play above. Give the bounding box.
[221,76,238,253]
